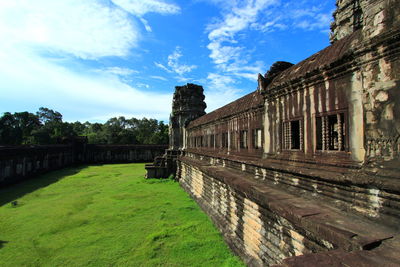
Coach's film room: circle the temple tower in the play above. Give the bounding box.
[169,83,206,151]
[146,83,206,178]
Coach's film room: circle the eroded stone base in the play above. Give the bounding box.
[177,156,399,266]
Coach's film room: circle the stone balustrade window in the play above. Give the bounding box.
[240,130,248,149]
[252,129,263,149]
[221,132,228,148]
[282,120,303,150]
[210,134,215,148]
[316,113,346,151]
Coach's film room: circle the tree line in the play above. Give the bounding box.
[0,107,168,146]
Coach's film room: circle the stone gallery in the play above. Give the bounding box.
[147,0,400,265]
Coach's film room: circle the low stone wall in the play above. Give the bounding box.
[178,160,332,266]
[0,145,75,186]
[0,144,167,187]
[85,145,167,163]
[178,154,398,266]
[184,151,400,230]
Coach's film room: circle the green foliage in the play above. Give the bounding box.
[0,111,41,145]
[0,108,168,145]
[0,164,244,267]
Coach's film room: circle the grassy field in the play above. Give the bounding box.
[0,163,244,267]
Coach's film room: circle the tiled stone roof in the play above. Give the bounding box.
[267,30,361,89]
[188,90,264,128]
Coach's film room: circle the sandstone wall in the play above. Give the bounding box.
[85,144,167,163]
[178,160,333,266]
[0,145,75,186]
[178,155,397,266]
[183,151,400,229]
[187,91,264,158]
[0,144,167,187]
[330,0,400,42]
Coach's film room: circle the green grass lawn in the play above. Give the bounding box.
[0,163,244,267]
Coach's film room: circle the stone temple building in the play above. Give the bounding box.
[147,0,400,265]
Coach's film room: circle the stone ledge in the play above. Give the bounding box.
[273,241,400,267]
[185,150,400,193]
[179,156,399,255]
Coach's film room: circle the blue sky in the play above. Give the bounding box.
[0,0,335,122]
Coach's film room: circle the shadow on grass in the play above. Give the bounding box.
[0,165,88,207]
[0,240,9,249]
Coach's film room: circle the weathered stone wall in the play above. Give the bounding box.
[360,30,400,167]
[0,144,167,186]
[0,145,75,186]
[187,91,264,158]
[183,151,400,229]
[178,160,333,266]
[260,27,400,167]
[330,0,400,42]
[85,145,167,163]
[178,155,397,266]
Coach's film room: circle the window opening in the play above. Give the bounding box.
[282,120,302,150]
[221,132,228,148]
[316,113,346,151]
[240,130,248,149]
[210,134,215,148]
[252,129,263,149]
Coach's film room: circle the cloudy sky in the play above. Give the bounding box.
[0,0,335,122]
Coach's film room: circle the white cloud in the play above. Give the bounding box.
[136,83,150,89]
[0,0,175,121]
[295,13,332,31]
[140,18,152,32]
[111,0,180,16]
[206,0,277,82]
[207,0,279,43]
[250,17,288,32]
[207,43,243,65]
[205,0,333,86]
[207,73,236,88]
[0,48,172,121]
[0,0,139,60]
[150,75,168,81]
[205,73,242,112]
[167,47,197,76]
[111,0,180,34]
[99,67,139,76]
[155,47,197,77]
[154,62,172,73]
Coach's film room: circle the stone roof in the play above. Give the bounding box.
[187,31,361,129]
[188,90,264,128]
[267,30,361,89]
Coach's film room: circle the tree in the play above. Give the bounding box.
[71,121,87,135]
[0,112,18,145]
[13,112,42,144]
[36,107,62,124]
[0,108,169,145]
[0,111,41,145]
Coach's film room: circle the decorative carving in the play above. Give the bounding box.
[366,137,399,160]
